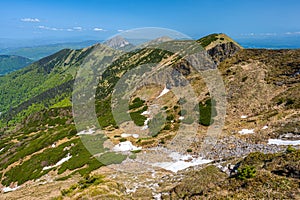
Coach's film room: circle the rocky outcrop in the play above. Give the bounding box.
[207,41,242,64]
[197,33,243,65]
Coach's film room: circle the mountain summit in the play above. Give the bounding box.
[197,33,243,64]
[103,35,132,49]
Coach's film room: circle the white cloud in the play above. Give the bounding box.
[285,31,300,35]
[73,26,83,31]
[93,27,104,31]
[21,18,40,22]
[240,32,277,37]
[38,25,63,31]
[117,29,124,32]
[37,25,88,32]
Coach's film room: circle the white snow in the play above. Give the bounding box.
[153,193,162,200]
[112,141,142,152]
[156,87,170,99]
[262,125,268,130]
[121,133,132,138]
[238,129,254,135]
[241,115,248,119]
[268,139,300,146]
[152,152,212,173]
[141,117,151,130]
[179,116,185,120]
[141,111,150,115]
[2,186,20,193]
[42,153,72,170]
[76,128,95,135]
[121,133,139,138]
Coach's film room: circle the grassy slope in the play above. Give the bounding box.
[0,47,95,127]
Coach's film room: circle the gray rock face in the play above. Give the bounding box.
[104,36,131,49]
[207,42,241,64]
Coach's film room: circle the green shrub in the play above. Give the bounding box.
[242,76,248,82]
[129,97,145,110]
[163,123,171,130]
[159,139,165,144]
[61,174,104,196]
[286,145,296,153]
[285,98,294,106]
[162,106,168,110]
[187,149,193,152]
[198,98,217,126]
[166,114,174,121]
[130,110,147,126]
[197,33,219,47]
[237,165,256,180]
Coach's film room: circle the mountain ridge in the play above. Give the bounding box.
[0,33,299,199]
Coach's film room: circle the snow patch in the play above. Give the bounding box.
[121,133,139,138]
[141,117,151,130]
[113,141,142,152]
[76,128,95,135]
[152,152,212,173]
[42,153,72,170]
[241,115,248,119]
[156,87,170,99]
[2,186,20,193]
[141,111,150,115]
[262,125,268,130]
[121,133,132,138]
[238,129,254,135]
[153,193,162,200]
[179,116,185,120]
[268,139,300,146]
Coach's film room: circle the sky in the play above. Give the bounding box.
[1,0,300,41]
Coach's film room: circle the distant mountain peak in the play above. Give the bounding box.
[197,33,243,50]
[104,35,131,49]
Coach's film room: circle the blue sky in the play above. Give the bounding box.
[1,0,300,40]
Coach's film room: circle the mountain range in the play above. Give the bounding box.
[0,33,299,199]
